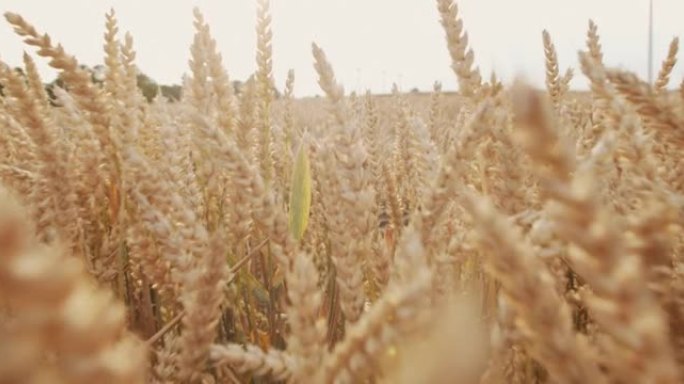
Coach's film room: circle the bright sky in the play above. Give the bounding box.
[1,0,682,96]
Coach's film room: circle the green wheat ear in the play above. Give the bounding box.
[288,139,312,241]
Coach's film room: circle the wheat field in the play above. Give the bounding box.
[1,0,684,383]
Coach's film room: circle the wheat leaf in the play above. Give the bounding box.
[288,140,312,240]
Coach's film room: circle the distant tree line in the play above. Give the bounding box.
[0,64,281,104]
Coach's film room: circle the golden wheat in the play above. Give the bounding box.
[1,1,684,383]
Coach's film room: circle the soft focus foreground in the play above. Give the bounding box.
[1,0,684,383]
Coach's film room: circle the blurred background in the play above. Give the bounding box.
[1,0,680,96]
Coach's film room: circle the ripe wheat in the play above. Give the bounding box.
[2,0,684,383]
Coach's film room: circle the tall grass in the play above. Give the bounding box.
[2,0,684,383]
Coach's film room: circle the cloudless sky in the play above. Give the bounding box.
[1,0,682,96]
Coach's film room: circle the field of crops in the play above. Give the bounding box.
[2,0,684,383]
